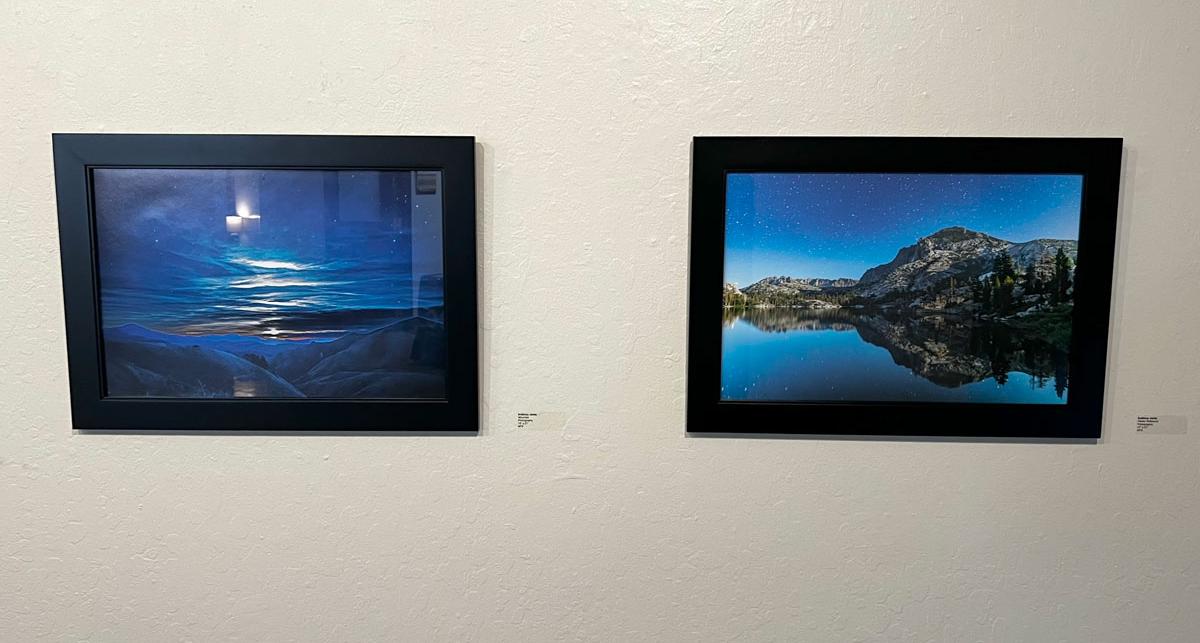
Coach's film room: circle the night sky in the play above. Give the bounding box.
[724,173,1083,287]
[94,168,444,340]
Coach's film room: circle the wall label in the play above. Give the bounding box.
[1136,415,1187,434]
[517,411,569,431]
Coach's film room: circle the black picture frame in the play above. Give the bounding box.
[686,136,1122,438]
[53,134,478,432]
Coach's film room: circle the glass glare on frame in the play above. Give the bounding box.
[92,168,447,400]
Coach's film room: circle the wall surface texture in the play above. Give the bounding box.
[3,1,1199,641]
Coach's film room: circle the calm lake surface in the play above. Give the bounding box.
[720,308,1068,404]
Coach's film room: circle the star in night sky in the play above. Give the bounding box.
[723,173,1083,287]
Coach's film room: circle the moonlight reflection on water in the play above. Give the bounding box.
[93,167,448,399]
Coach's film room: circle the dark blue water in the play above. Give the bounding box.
[720,309,1068,404]
[93,168,444,341]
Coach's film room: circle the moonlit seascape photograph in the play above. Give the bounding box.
[721,172,1081,404]
[94,168,447,399]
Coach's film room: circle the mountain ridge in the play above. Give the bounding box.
[729,226,1077,301]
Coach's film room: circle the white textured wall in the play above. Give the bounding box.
[3,1,1199,640]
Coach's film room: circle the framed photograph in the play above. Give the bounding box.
[53,134,477,431]
[687,137,1122,438]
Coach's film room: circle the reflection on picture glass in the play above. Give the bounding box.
[94,168,446,399]
[721,173,1081,404]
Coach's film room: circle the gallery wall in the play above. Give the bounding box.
[3,1,1199,640]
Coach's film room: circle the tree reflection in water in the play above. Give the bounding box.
[724,307,1068,396]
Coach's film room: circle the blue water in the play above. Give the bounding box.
[720,312,1067,404]
[92,168,444,341]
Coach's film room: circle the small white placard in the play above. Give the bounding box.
[517,411,569,431]
[1135,415,1188,434]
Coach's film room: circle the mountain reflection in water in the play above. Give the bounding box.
[720,307,1068,403]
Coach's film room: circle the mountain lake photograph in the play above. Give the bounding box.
[93,167,447,399]
[721,172,1081,404]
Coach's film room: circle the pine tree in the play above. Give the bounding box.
[1023,260,1040,295]
[993,249,1016,282]
[1053,247,1073,303]
[998,276,1015,314]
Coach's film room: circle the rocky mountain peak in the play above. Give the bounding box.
[743,276,859,295]
[730,227,1078,305]
[922,226,992,244]
[856,227,1072,297]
